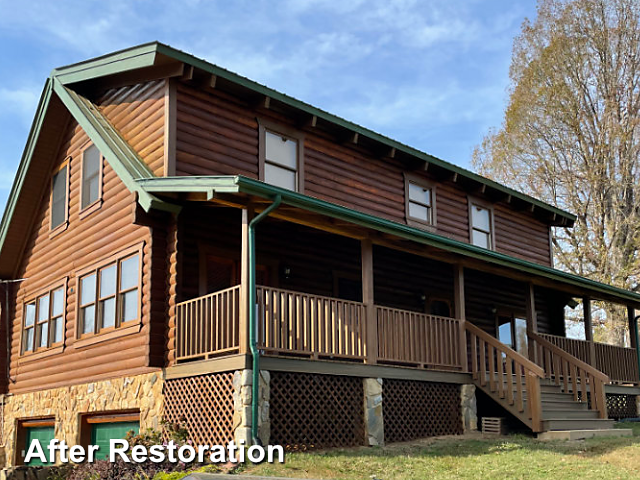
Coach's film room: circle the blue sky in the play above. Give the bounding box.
[0,0,537,212]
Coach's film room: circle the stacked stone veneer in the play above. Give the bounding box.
[1,372,163,467]
[232,370,270,446]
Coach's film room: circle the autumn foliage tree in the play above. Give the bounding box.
[473,0,640,343]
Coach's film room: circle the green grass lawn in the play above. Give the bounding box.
[236,423,640,480]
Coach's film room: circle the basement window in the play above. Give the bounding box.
[16,418,56,466]
[259,120,304,192]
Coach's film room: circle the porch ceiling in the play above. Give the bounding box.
[137,175,640,308]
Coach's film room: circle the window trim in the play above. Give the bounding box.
[79,142,104,218]
[258,118,305,193]
[19,279,67,359]
[468,196,495,250]
[49,158,70,236]
[74,243,144,348]
[404,173,437,230]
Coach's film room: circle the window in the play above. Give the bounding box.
[81,144,103,211]
[259,120,304,192]
[469,199,494,249]
[50,162,69,230]
[22,285,65,354]
[80,412,139,461]
[429,299,452,317]
[404,174,436,228]
[78,251,141,337]
[16,418,56,466]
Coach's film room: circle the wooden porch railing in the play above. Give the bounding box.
[538,333,639,384]
[376,306,463,370]
[530,332,609,419]
[175,285,241,362]
[256,285,367,360]
[466,322,545,432]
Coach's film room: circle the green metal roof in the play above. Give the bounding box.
[137,175,640,306]
[53,41,575,225]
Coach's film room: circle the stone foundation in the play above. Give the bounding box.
[460,384,478,432]
[1,372,163,467]
[363,378,384,446]
[232,369,270,446]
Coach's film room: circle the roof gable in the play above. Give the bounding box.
[0,75,177,277]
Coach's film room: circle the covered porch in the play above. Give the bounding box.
[141,175,640,432]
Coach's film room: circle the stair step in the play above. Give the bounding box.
[538,429,633,441]
[525,399,589,411]
[542,418,615,431]
[542,409,600,420]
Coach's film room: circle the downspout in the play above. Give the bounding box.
[634,315,640,385]
[249,195,282,444]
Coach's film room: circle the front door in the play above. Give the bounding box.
[497,315,528,356]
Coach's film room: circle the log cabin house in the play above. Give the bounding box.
[0,42,639,465]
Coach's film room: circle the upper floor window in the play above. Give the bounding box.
[469,199,494,249]
[50,162,69,231]
[404,174,436,229]
[81,144,103,212]
[22,284,65,354]
[78,249,141,338]
[259,120,304,192]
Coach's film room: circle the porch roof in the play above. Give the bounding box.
[137,175,640,307]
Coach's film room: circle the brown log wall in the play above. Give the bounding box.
[9,113,157,394]
[175,82,552,266]
[98,80,166,176]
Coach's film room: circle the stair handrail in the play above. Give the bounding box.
[529,331,609,419]
[529,332,609,382]
[465,322,545,431]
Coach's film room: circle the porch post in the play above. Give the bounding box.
[453,264,468,371]
[525,283,537,361]
[239,208,253,355]
[361,238,377,364]
[584,297,596,367]
[627,306,637,349]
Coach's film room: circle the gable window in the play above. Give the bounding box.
[22,284,65,354]
[469,199,494,249]
[259,120,304,192]
[404,174,436,229]
[50,162,69,231]
[81,144,103,212]
[78,248,141,338]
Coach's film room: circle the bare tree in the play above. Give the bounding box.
[473,0,640,344]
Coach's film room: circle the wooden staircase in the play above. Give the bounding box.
[466,322,614,434]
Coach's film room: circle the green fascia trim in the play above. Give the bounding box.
[137,175,640,305]
[54,42,575,224]
[51,78,179,214]
[0,80,53,255]
[52,42,159,85]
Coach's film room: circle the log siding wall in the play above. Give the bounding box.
[98,80,166,176]
[9,111,158,394]
[174,83,552,266]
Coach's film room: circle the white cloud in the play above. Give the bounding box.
[0,87,40,127]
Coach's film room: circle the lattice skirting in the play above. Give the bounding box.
[383,379,462,443]
[606,393,638,420]
[163,373,235,446]
[269,372,365,450]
